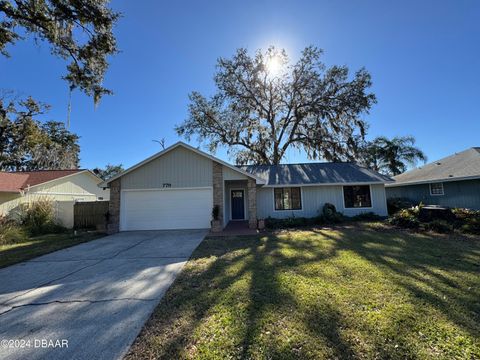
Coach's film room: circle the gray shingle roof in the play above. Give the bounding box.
[389,147,480,186]
[241,163,392,186]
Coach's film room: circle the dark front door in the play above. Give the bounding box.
[231,190,245,220]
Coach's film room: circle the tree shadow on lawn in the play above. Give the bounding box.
[126,227,480,360]
[317,227,480,338]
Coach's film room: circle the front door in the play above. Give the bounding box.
[231,190,245,220]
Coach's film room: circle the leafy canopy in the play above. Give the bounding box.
[359,136,427,176]
[0,96,80,170]
[177,46,376,165]
[0,0,119,103]
[93,163,124,181]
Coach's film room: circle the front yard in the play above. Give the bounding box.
[127,224,480,359]
[0,231,105,268]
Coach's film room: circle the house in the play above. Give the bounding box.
[0,170,109,228]
[103,142,391,233]
[386,147,480,209]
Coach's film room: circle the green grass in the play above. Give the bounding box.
[0,231,105,268]
[126,223,480,360]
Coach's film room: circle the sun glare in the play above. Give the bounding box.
[266,55,282,77]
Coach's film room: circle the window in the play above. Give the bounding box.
[343,185,372,208]
[274,187,302,210]
[430,182,444,195]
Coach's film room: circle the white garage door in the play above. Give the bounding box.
[120,188,213,231]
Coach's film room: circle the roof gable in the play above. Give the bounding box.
[105,142,265,185]
[389,147,480,186]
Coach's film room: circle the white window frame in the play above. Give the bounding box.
[429,182,444,196]
[342,185,373,209]
[272,187,303,212]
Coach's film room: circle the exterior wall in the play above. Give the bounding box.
[108,178,121,233]
[247,178,257,228]
[224,180,249,222]
[0,193,21,215]
[121,146,213,189]
[386,179,480,210]
[256,184,388,219]
[223,166,247,181]
[212,162,224,227]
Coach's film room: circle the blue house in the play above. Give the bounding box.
[386,147,480,209]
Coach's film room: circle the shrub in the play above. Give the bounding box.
[0,217,26,245]
[320,203,344,224]
[19,199,66,236]
[387,197,415,215]
[265,216,316,230]
[388,208,420,229]
[350,212,384,221]
[453,208,480,234]
[424,219,453,234]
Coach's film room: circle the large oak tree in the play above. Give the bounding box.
[176,46,376,165]
[0,0,119,102]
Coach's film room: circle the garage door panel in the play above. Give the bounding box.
[121,188,212,231]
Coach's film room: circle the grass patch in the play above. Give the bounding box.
[0,231,105,268]
[126,224,480,360]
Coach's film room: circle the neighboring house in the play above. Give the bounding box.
[0,170,110,228]
[386,147,480,209]
[103,142,391,232]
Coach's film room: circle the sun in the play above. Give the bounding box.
[265,55,282,77]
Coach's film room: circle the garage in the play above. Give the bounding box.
[120,188,213,231]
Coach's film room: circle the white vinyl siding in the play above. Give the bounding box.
[256,184,388,218]
[120,188,212,231]
[121,146,213,190]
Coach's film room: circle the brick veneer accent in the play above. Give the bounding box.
[247,178,257,229]
[107,178,121,234]
[212,161,224,229]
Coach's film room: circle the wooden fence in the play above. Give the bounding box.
[74,201,109,229]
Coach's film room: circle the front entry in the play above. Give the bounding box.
[231,190,245,220]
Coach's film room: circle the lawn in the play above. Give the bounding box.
[0,231,105,268]
[126,224,480,360]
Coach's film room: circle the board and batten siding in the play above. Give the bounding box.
[256,184,388,219]
[386,179,480,210]
[121,146,213,189]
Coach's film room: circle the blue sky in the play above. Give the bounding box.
[1,0,479,170]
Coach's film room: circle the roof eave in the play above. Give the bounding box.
[263,181,390,187]
[386,174,480,187]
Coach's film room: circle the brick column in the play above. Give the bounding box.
[107,178,121,234]
[212,161,224,228]
[247,178,257,229]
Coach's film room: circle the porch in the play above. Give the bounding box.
[208,220,259,236]
[212,162,258,232]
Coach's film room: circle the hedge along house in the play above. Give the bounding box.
[103,142,391,233]
[0,170,109,228]
[386,147,480,210]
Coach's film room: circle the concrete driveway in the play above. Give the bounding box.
[0,230,207,360]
